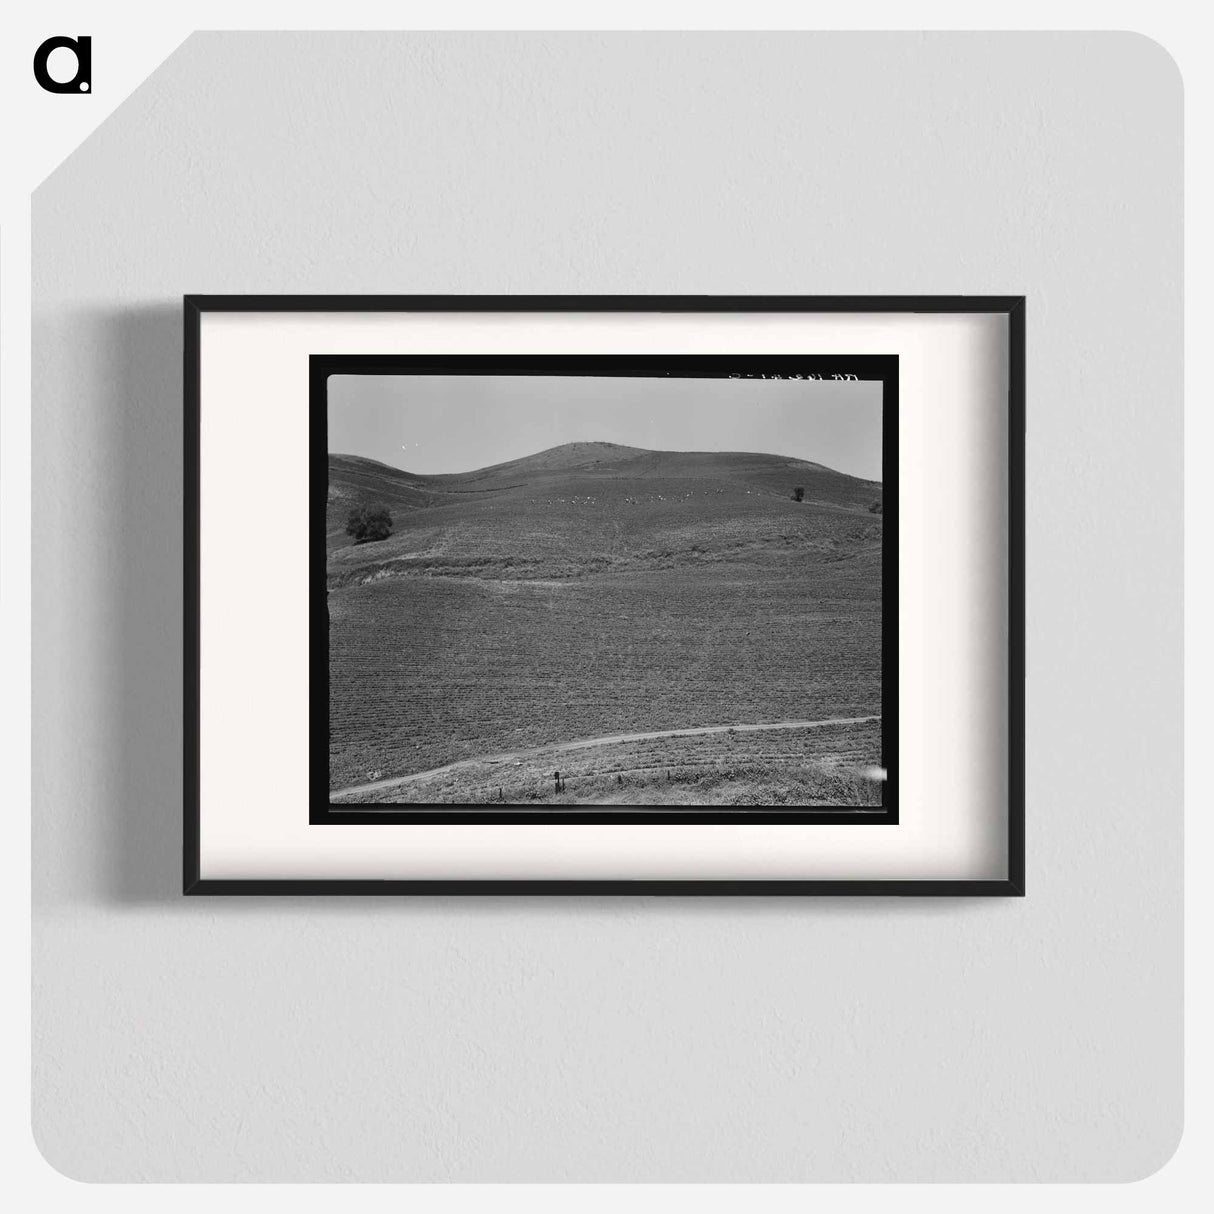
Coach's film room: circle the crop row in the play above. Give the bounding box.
[328,564,882,790]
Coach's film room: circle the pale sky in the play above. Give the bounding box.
[328,373,883,482]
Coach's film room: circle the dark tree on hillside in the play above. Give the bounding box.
[792,486,805,502]
[346,505,393,543]
[868,500,883,514]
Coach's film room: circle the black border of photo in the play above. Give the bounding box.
[311,353,898,826]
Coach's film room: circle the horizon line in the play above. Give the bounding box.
[328,440,884,484]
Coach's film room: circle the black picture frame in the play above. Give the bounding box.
[184,295,1025,896]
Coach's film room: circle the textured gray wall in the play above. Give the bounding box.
[32,33,1182,1181]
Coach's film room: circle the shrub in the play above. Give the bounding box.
[792,487,805,502]
[346,505,393,543]
[868,500,883,514]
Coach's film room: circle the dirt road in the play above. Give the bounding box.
[330,715,881,799]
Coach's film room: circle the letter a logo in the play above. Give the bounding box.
[34,36,92,94]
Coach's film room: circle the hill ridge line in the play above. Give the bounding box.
[330,443,871,483]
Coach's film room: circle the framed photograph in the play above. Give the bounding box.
[185,296,1024,894]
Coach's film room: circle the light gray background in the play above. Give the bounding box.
[32,33,1182,1182]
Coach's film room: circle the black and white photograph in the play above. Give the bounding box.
[313,355,898,822]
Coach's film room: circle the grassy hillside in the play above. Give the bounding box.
[326,441,884,805]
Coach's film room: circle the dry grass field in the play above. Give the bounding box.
[326,441,884,806]
[331,718,883,807]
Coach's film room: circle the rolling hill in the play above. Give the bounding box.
[327,441,882,582]
[326,442,885,804]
